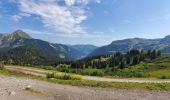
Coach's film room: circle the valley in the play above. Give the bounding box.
[1,1,170,100]
[1,30,170,100]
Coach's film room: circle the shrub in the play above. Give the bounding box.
[81,69,104,76]
[0,66,4,70]
[63,74,71,80]
[69,68,82,74]
[54,73,63,79]
[40,66,54,70]
[56,64,70,73]
[0,62,4,70]
[160,75,166,79]
[159,75,170,79]
[92,70,104,76]
[70,75,83,80]
[46,72,55,78]
[53,73,82,80]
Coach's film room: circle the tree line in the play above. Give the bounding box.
[54,49,161,70]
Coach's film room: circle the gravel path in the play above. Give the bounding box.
[0,76,170,100]
[83,76,170,83]
[6,66,170,83]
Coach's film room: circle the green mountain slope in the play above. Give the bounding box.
[0,30,85,65]
[89,37,170,56]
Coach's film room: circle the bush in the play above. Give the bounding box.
[70,75,83,80]
[63,74,71,80]
[113,68,149,78]
[53,73,82,80]
[82,69,104,76]
[159,75,170,79]
[0,62,4,70]
[92,70,104,76]
[40,66,54,70]
[56,64,70,73]
[46,72,54,78]
[54,73,62,79]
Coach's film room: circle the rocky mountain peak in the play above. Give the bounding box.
[11,30,32,39]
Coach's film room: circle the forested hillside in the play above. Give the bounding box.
[89,36,170,56]
[0,30,95,66]
[54,49,165,78]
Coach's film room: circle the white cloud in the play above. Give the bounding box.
[12,0,101,34]
[64,0,101,6]
[21,28,105,38]
[22,28,52,35]
[11,15,22,22]
[64,0,76,6]
[19,13,31,17]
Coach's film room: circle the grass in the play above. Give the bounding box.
[149,69,170,78]
[5,65,155,80]
[103,54,170,79]
[0,69,170,90]
[4,54,170,79]
[52,73,83,80]
[1,54,170,91]
[55,55,170,79]
[6,65,54,74]
[5,65,169,80]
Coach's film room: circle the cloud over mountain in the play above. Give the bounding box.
[11,0,101,34]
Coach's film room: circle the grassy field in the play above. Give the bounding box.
[4,65,157,80]
[1,54,170,90]
[6,54,170,79]
[55,54,170,79]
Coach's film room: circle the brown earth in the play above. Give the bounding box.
[0,76,170,100]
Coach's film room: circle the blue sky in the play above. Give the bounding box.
[1,0,170,46]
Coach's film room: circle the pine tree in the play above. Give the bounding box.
[151,50,157,59]
[157,50,161,56]
[119,61,126,69]
[132,56,139,65]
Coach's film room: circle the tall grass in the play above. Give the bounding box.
[46,72,82,80]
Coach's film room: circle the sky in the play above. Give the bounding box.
[1,0,170,46]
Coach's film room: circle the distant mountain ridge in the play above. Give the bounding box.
[0,30,96,65]
[89,36,170,57]
[2,30,170,65]
[70,45,97,58]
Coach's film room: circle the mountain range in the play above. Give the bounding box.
[0,30,97,65]
[89,36,170,56]
[1,30,170,65]
[69,45,97,57]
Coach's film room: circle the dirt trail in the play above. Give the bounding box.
[6,66,170,83]
[83,76,170,83]
[0,76,170,100]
